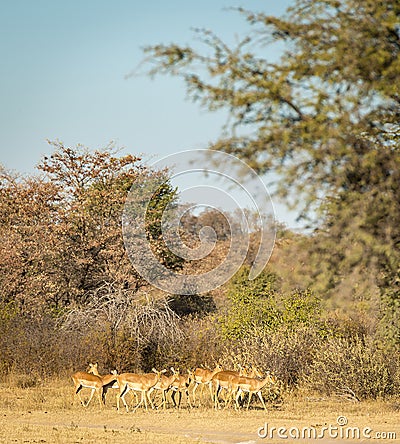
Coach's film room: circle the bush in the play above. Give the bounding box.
[304,336,398,399]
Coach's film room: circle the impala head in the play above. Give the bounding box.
[170,366,177,375]
[87,362,99,375]
[171,367,180,376]
[250,365,264,378]
[152,368,167,378]
[266,371,277,384]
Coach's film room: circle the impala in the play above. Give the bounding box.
[170,368,193,409]
[71,364,104,408]
[211,366,254,409]
[225,365,263,408]
[192,364,222,406]
[116,368,166,413]
[210,370,239,409]
[148,368,176,410]
[233,372,276,411]
[87,363,118,404]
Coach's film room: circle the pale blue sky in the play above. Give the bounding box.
[0,0,301,227]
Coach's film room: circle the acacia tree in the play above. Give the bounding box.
[142,0,400,339]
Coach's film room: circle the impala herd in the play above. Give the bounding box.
[71,362,276,412]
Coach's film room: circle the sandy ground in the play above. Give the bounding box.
[1,401,400,444]
[0,382,399,443]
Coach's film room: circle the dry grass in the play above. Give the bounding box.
[0,376,399,443]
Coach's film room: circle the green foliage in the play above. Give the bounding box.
[143,1,400,211]
[220,267,321,340]
[281,289,321,331]
[145,181,184,270]
[220,268,280,340]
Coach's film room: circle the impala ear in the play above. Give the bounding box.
[161,368,167,374]
[151,367,158,374]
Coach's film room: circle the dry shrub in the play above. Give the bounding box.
[303,336,399,400]
[0,310,106,379]
[59,288,184,372]
[5,371,38,388]
[152,315,224,370]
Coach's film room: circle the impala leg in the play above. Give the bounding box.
[178,391,182,408]
[147,387,155,406]
[246,392,253,410]
[143,390,148,411]
[164,388,171,409]
[102,386,108,404]
[258,391,267,411]
[122,390,131,412]
[96,388,103,409]
[171,390,177,408]
[209,382,215,405]
[84,388,95,407]
[216,386,222,409]
[132,390,144,412]
[146,390,155,409]
[185,389,192,409]
[75,384,85,406]
[211,382,216,409]
[116,392,121,412]
[117,384,129,413]
[147,387,156,409]
[228,386,239,410]
[224,387,233,409]
[158,391,165,409]
[129,391,139,409]
[192,382,199,405]
[235,389,242,410]
[214,385,222,410]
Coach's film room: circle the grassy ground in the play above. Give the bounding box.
[0,376,399,443]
